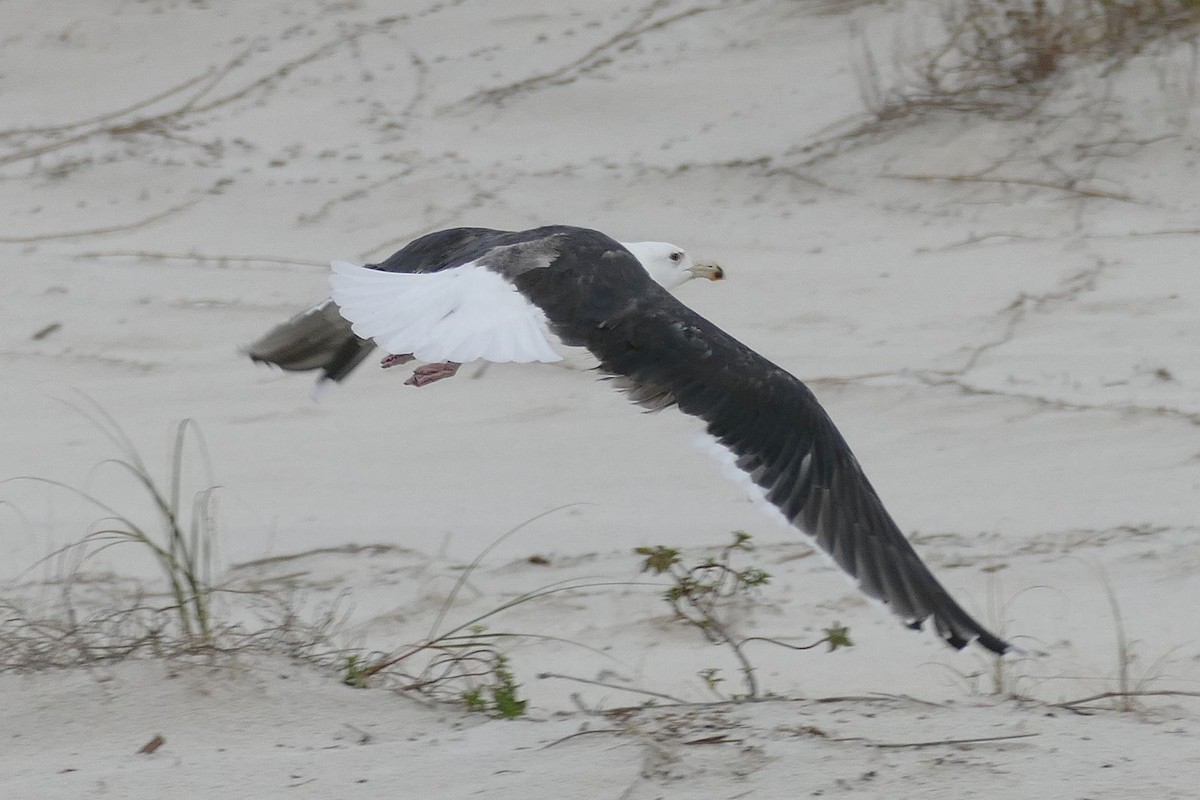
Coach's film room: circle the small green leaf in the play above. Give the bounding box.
[463,688,487,712]
[636,545,681,574]
[825,623,853,651]
[342,654,369,688]
[739,567,771,587]
[698,667,724,689]
[492,685,527,719]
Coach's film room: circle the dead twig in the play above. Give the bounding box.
[881,171,1135,202]
[0,17,407,168]
[0,201,196,243]
[0,70,217,138]
[870,732,1039,749]
[137,735,166,755]
[31,323,62,341]
[537,671,688,706]
[455,1,734,108]
[542,728,626,749]
[1052,690,1200,710]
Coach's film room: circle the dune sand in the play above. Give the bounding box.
[3,2,1199,797]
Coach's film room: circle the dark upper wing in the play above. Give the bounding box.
[371,227,511,273]
[610,305,1007,652]
[514,230,1008,653]
[616,304,1008,652]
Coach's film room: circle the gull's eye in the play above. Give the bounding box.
[669,251,683,263]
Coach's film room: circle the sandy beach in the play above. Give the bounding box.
[3,1,1199,797]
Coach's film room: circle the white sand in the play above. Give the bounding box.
[2,1,1199,797]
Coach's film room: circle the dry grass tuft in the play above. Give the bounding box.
[858,0,1200,122]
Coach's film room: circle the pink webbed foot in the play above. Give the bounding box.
[381,353,416,369]
[405,361,461,387]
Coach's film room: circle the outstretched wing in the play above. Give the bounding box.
[330,260,563,365]
[498,229,1008,653]
[591,297,1008,652]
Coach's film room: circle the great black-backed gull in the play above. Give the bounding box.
[246,226,722,394]
[329,224,1010,655]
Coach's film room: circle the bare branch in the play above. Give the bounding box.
[871,732,1039,749]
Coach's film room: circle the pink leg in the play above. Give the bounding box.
[405,361,461,387]
[381,353,415,369]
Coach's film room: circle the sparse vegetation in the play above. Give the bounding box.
[464,653,527,719]
[931,571,1200,713]
[857,0,1200,122]
[341,653,370,688]
[333,507,604,717]
[0,407,345,672]
[1051,568,1194,713]
[638,532,852,699]
[5,417,1194,723]
[373,625,530,718]
[4,402,217,643]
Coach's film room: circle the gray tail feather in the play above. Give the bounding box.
[245,300,376,385]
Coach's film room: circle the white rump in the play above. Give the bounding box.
[329,260,563,365]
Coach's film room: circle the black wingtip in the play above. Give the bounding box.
[937,625,1011,655]
[976,631,1012,656]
